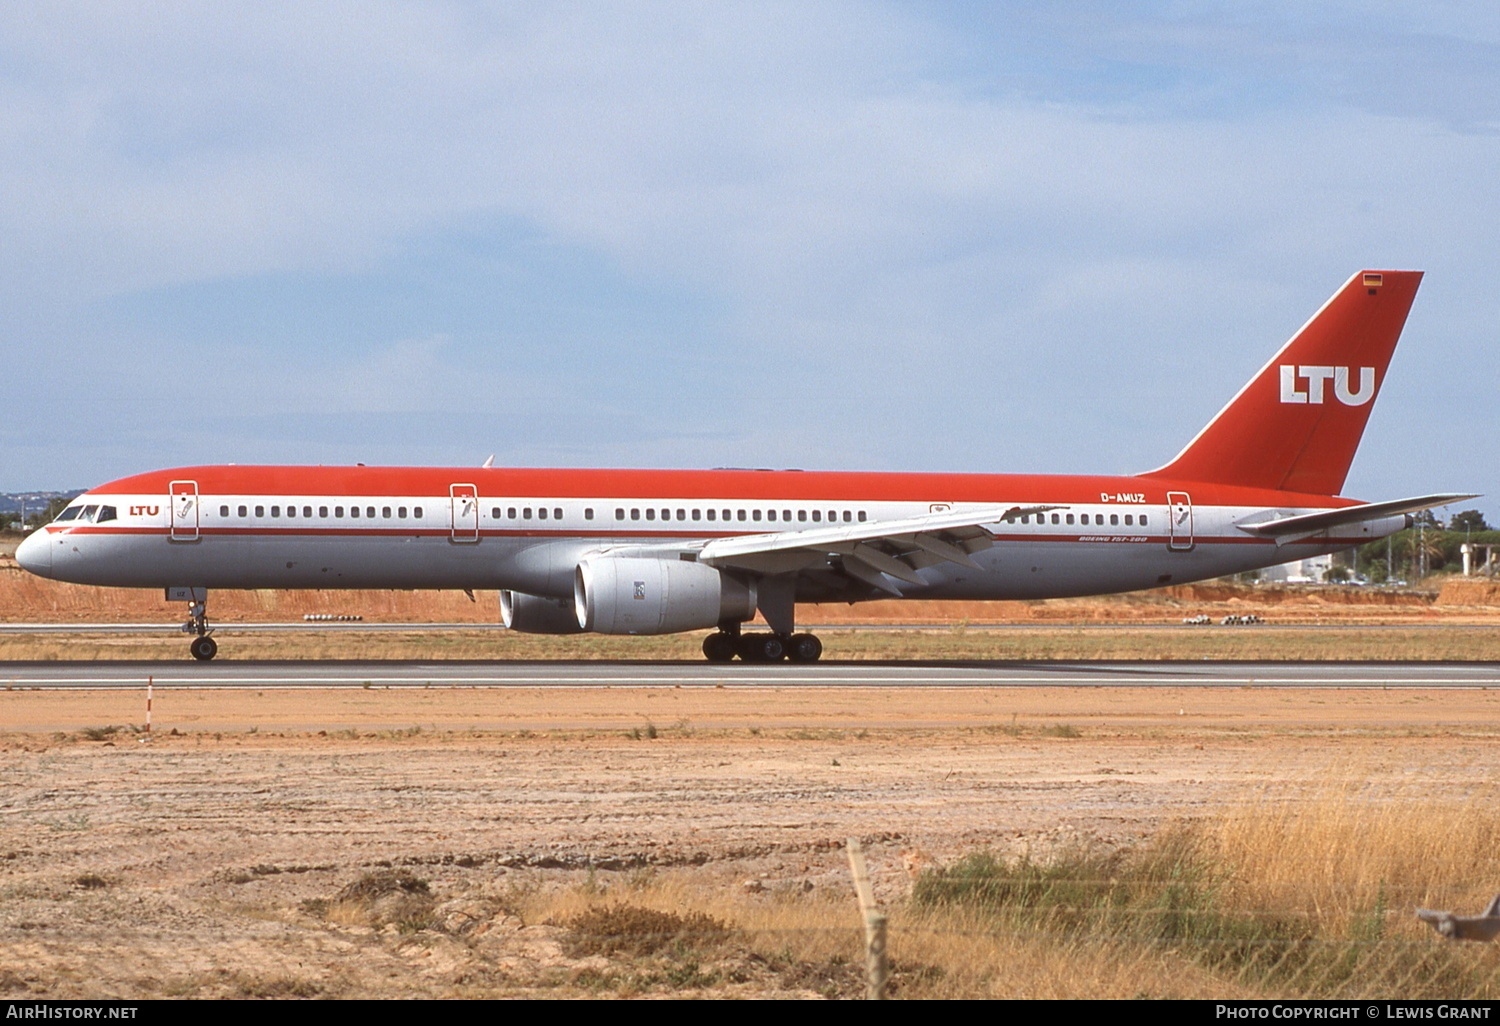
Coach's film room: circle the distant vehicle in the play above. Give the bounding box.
[16,270,1475,661]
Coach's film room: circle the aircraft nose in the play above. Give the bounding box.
[14,528,53,579]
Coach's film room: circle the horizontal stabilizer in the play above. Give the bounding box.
[1236,494,1479,538]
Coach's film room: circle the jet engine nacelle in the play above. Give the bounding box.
[575,557,757,635]
[500,590,584,634]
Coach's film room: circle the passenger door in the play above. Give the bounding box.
[169,480,200,542]
[449,483,479,543]
[1167,491,1193,551]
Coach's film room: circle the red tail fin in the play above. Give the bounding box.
[1143,270,1422,496]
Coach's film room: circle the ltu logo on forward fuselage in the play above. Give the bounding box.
[1279,365,1376,406]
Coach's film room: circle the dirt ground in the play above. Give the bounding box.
[4,685,1500,999]
[4,558,1500,998]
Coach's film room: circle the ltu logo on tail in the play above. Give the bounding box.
[1279,365,1376,406]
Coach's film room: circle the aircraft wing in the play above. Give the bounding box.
[693,503,1057,595]
[1235,493,1479,541]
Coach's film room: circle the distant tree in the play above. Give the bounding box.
[1450,510,1492,533]
[1412,509,1442,528]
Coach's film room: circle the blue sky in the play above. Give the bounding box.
[2,2,1495,521]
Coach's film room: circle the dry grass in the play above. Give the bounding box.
[1208,781,1500,934]
[496,779,1500,999]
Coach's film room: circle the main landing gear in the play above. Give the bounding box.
[702,629,823,663]
[702,576,822,663]
[175,588,217,661]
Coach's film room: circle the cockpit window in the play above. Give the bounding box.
[79,505,99,522]
[96,506,117,522]
[54,506,82,522]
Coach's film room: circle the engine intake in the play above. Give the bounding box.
[575,557,756,635]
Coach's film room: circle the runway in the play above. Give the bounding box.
[3,659,1499,689]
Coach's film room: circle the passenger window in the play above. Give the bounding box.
[1140,515,1148,526]
[399,507,408,519]
[737,510,747,522]
[858,511,867,522]
[585,508,594,520]
[255,506,265,518]
[414,506,423,518]
[538,508,547,520]
[661,508,670,521]
[524,507,533,519]
[1066,513,1074,525]
[366,506,375,518]
[508,507,518,519]
[798,510,807,522]
[1125,514,1133,526]
[349,506,358,518]
[219,505,229,517]
[784,510,792,521]
[615,508,625,521]
[383,507,392,518]
[766,510,776,522]
[692,509,700,520]
[706,509,716,521]
[271,506,281,518]
[1110,514,1119,526]
[645,509,654,521]
[491,507,500,518]
[555,508,563,520]
[812,511,821,522]
[335,507,344,518]
[752,510,762,521]
[304,506,313,518]
[676,509,685,521]
[631,509,640,520]
[319,506,328,518]
[843,511,851,522]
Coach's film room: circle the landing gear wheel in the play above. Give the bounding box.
[702,632,737,662]
[786,633,823,663]
[738,633,786,662]
[189,635,218,661]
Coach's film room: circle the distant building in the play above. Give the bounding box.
[1259,555,1334,584]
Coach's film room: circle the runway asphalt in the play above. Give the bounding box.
[3,659,1498,689]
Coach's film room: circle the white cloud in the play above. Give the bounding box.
[0,2,1494,517]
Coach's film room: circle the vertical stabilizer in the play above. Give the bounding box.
[1143,270,1422,495]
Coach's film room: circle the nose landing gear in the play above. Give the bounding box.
[171,587,216,660]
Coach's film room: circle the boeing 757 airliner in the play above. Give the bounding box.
[16,270,1474,661]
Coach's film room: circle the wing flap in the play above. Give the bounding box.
[696,502,1050,589]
